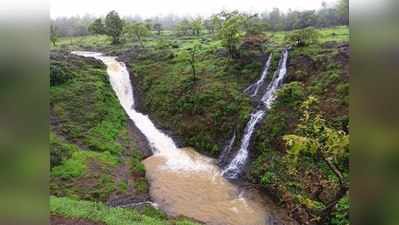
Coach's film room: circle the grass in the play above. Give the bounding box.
[50,196,200,225]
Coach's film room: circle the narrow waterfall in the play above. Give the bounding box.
[261,50,289,109]
[222,49,289,179]
[244,54,273,98]
[218,132,236,165]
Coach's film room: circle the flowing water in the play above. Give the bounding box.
[244,54,273,98]
[71,51,293,225]
[222,49,289,179]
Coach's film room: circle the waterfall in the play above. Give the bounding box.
[222,49,289,179]
[261,49,289,109]
[218,132,236,165]
[71,51,214,172]
[244,54,273,98]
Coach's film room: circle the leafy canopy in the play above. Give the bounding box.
[105,10,124,44]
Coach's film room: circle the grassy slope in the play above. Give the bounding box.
[50,196,199,225]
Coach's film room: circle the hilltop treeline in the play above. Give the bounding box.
[52,0,348,37]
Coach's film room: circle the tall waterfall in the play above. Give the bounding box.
[71,51,216,172]
[222,49,289,179]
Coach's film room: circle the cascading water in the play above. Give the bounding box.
[71,51,296,225]
[218,132,236,165]
[222,49,289,179]
[261,49,289,109]
[244,54,273,98]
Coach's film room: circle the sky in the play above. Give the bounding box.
[50,0,339,19]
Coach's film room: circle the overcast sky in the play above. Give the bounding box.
[50,0,339,19]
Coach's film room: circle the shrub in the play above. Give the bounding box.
[286,27,320,47]
[50,63,72,86]
[50,133,76,168]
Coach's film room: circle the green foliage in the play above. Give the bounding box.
[50,24,58,46]
[217,13,245,58]
[176,19,192,36]
[283,96,349,169]
[134,178,149,193]
[105,10,124,44]
[140,206,168,220]
[286,27,320,47]
[191,17,203,36]
[331,195,349,225]
[130,151,145,175]
[133,43,252,155]
[244,17,271,35]
[124,22,151,48]
[176,41,203,82]
[50,133,75,168]
[51,150,117,179]
[89,18,105,35]
[50,56,126,155]
[50,63,72,86]
[50,196,200,225]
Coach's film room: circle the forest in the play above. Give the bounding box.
[50,1,349,225]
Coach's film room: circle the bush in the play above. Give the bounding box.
[50,63,72,86]
[286,27,320,47]
[50,133,75,168]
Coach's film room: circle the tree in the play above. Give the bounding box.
[217,13,245,58]
[191,17,203,36]
[153,23,162,35]
[144,19,153,30]
[176,19,192,36]
[283,96,349,224]
[337,0,349,25]
[50,24,58,46]
[177,42,203,83]
[124,22,151,48]
[88,18,105,35]
[285,27,320,47]
[269,8,283,31]
[244,16,271,36]
[105,10,124,44]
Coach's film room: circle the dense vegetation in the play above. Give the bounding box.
[50,3,349,225]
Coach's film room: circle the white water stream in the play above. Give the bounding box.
[71,51,290,225]
[222,49,289,179]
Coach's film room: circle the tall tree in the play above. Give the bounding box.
[105,10,123,44]
[191,18,203,36]
[217,13,245,58]
[88,18,105,35]
[177,42,203,84]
